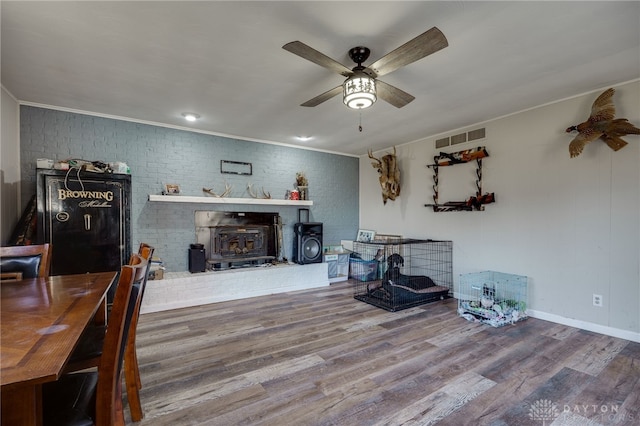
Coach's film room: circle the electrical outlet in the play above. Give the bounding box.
[593,294,603,307]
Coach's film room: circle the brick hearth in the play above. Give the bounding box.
[140,262,329,314]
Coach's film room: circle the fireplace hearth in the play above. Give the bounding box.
[195,211,281,270]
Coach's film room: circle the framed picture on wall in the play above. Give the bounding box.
[163,184,181,195]
[356,229,375,243]
[372,234,402,243]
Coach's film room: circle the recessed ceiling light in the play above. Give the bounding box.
[296,136,312,141]
[181,112,200,122]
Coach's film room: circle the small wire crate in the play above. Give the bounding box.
[457,271,528,327]
[351,239,453,311]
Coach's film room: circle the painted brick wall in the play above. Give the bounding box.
[19,106,359,271]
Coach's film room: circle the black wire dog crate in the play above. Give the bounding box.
[351,239,453,311]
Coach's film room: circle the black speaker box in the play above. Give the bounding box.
[188,244,206,273]
[293,222,323,265]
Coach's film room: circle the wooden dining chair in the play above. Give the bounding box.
[42,258,147,426]
[63,253,146,371]
[124,243,155,422]
[63,243,155,422]
[0,243,51,278]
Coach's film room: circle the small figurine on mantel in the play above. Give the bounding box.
[296,172,309,200]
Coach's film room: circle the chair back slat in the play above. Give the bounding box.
[137,243,155,298]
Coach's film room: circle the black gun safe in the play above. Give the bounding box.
[36,169,131,276]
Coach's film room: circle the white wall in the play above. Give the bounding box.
[359,81,640,340]
[1,86,21,245]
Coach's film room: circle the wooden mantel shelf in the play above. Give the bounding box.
[148,194,313,206]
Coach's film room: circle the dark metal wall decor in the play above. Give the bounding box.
[425,146,495,212]
[220,160,252,175]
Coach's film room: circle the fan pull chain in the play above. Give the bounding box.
[359,111,363,132]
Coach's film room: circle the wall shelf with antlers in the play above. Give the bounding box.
[424,146,495,212]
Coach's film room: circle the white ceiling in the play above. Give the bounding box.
[2,1,639,156]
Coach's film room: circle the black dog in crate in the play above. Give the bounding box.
[370,253,449,308]
[383,253,437,290]
[366,253,406,302]
[386,253,404,269]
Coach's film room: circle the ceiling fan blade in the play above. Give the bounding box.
[300,85,343,107]
[283,41,353,77]
[376,80,415,108]
[368,27,448,77]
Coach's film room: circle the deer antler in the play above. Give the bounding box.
[203,182,232,198]
[368,149,382,168]
[247,183,271,199]
[247,183,258,198]
[221,182,232,197]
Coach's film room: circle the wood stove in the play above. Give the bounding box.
[195,211,281,270]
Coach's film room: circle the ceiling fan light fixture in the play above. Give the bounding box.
[343,75,376,109]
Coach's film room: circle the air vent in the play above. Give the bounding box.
[433,127,486,149]
[435,137,449,149]
[451,133,467,145]
[468,128,486,141]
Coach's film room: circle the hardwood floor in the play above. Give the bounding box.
[125,281,639,425]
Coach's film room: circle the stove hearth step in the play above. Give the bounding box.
[207,255,276,270]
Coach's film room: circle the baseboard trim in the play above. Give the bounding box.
[528,309,640,343]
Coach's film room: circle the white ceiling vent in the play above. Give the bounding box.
[434,127,486,149]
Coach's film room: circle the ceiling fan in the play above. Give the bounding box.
[282,27,448,110]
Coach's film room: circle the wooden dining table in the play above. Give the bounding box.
[0,271,117,426]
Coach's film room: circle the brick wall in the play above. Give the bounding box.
[19,106,359,271]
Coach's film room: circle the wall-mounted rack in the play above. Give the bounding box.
[424,146,495,212]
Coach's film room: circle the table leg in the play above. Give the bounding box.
[1,384,42,426]
[94,297,107,325]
